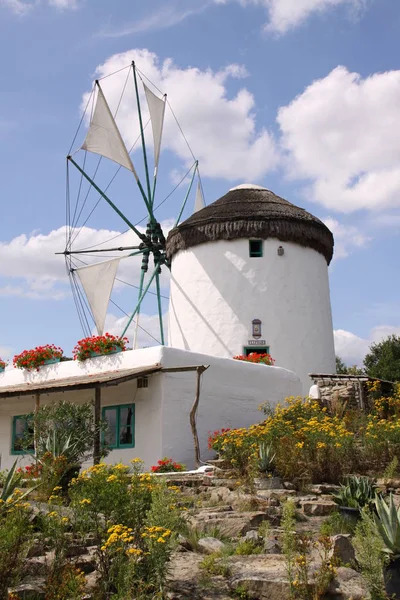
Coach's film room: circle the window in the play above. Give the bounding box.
[102,404,135,449]
[249,239,263,257]
[244,346,270,356]
[12,415,34,455]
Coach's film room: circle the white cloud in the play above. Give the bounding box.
[81,49,278,182]
[98,4,208,37]
[278,66,400,213]
[1,0,77,13]
[334,325,400,367]
[323,217,370,259]
[215,0,367,34]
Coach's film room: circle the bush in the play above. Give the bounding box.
[70,459,184,598]
[209,397,355,484]
[151,457,186,473]
[0,504,32,598]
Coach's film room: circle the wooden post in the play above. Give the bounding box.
[34,393,40,458]
[93,387,101,465]
[189,366,209,468]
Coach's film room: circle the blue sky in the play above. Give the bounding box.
[0,0,399,366]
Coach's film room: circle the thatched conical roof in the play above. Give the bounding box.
[166,184,334,264]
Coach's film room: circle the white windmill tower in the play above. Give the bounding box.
[166,184,336,394]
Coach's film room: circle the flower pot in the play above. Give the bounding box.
[43,358,61,366]
[255,476,283,490]
[338,506,360,527]
[90,347,122,358]
[384,557,400,599]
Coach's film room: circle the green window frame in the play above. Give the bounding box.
[11,415,34,455]
[102,404,135,450]
[249,239,263,257]
[244,346,270,356]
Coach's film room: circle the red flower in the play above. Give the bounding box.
[72,334,129,362]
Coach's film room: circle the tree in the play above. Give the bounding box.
[336,356,364,376]
[364,335,400,382]
[336,356,348,374]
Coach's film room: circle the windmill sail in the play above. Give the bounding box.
[82,82,138,178]
[76,258,120,336]
[193,182,205,213]
[143,82,166,171]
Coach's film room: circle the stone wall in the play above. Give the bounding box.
[312,377,368,411]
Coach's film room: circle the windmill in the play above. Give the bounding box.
[63,61,205,348]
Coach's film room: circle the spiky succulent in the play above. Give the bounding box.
[374,494,400,559]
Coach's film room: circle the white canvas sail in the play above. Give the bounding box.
[143,82,166,171]
[193,182,205,213]
[76,258,120,336]
[82,83,138,177]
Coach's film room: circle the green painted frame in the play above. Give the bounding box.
[249,239,263,257]
[102,404,135,450]
[11,415,34,455]
[244,346,270,356]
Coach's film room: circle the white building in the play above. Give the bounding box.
[0,183,335,470]
[167,184,336,394]
[0,346,300,471]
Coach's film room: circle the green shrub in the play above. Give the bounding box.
[235,539,263,555]
[353,508,387,600]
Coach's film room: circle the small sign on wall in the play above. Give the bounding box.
[248,339,266,346]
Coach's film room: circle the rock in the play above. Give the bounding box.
[9,579,45,599]
[256,489,296,499]
[302,501,337,516]
[326,566,368,599]
[210,487,233,505]
[227,556,367,600]
[177,534,193,551]
[310,484,340,495]
[244,530,260,543]
[254,477,284,490]
[198,537,226,554]
[329,534,355,565]
[26,539,46,558]
[24,556,47,576]
[167,553,232,599]
[283,482,296,490]
[264,536,282,554]
[228,555,290,599]
[190,510,270,537]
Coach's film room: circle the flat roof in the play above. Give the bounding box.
[0,365,162,398]
[309,373,394,384]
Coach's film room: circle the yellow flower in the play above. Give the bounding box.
[61,517,69,524]
[127,547,143,556]
[296,441,304,449]
[130,458,143,464]
[107,475,118,482]
[79,498,91,505]
[316,442,326,449]
[157,537,166,543]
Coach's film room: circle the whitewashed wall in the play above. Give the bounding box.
[160,347,301,469]
[0,347,301,471]
[168,238,336,394]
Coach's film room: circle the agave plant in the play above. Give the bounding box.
[0,460,36,512]
[333,475,378,510]
[374,494,400,560]
[258,442,276,474]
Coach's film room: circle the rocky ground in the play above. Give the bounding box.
[10,472,390,599]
